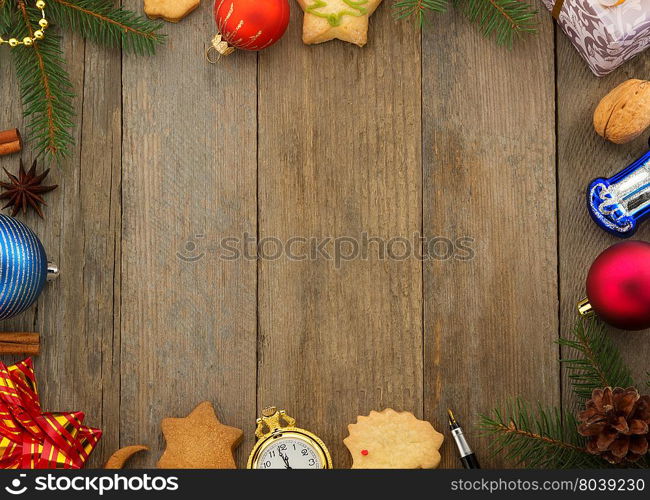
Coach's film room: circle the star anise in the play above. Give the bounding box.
[0,159,58,218]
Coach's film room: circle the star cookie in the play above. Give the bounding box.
[157,401,243,468]
[344,408,445,469]
[297,0,383,46]
[144,0,200,23]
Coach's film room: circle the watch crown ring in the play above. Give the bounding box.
[262,406,277,417]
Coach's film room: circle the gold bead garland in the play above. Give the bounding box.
[0,0,49,47]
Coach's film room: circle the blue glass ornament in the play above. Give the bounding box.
[0,214,58,320]
[587,150,650,238]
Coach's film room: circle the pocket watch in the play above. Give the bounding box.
[247,406,333,469]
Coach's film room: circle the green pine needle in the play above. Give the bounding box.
[558,317,635,401]
[457,0,538,46]
[48,0,165,55]
[392,0,538,46]
[393,0,449,26]
[479,399,604,469]
[0,0,19,29]
[9,2,74,163]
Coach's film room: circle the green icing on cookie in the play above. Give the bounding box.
[306,0,369,27]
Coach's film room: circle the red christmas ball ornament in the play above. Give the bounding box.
[578,241,650,331]
[208,0,290,60]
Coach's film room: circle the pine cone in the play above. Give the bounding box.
[578,387,650,464]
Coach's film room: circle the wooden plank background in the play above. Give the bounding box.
[422,9,558,468]
[0,1,647,469]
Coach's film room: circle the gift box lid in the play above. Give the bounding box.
[543,0,650,42]
[542,0,650,76]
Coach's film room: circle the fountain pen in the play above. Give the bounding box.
[447,409,481,469]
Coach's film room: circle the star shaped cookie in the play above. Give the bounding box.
[297,0,383,46]
[157,401,243,468]
[144,0,200,23]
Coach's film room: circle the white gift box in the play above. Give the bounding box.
[541,0,650,76]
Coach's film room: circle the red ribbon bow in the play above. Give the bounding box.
[0,358,101,469]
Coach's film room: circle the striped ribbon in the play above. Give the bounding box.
[0,359,101,469]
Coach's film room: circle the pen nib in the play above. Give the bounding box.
[447,408,458,426]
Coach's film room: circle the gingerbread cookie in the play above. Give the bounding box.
[344,408,444,469]
[157,401,243,468]
[144,0,200,23]
[297,0,383,47]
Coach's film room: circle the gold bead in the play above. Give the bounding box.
[33,30,44,40]
[8,38,19,47]
[23,37,33,46]
[39,18,48,29]
[36,0,46,8]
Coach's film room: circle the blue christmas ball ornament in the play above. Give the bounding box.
[0,214,58,319]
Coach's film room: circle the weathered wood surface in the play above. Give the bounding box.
[119,0,258,467]
[422,11,559,468]
[0,2,647,469]
[257,6,422,469]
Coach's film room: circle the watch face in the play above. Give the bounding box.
[256,436,323,469]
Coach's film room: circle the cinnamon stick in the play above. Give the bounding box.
[0,332,40,355]
[0,129,23,156]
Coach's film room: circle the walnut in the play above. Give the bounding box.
[594,79,650,144]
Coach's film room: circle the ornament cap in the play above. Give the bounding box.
[577,298,593,317]
[206,34,235,63]
[47,261,59,281]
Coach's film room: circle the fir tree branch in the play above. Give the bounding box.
[393,0,448,26]
[393,0,538,45]
[2,0,164,162]
[457,0,538,46]
[12,0,74,162]
[48,0,165,55]
[480,399,606,468]
[558,318,635,401]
